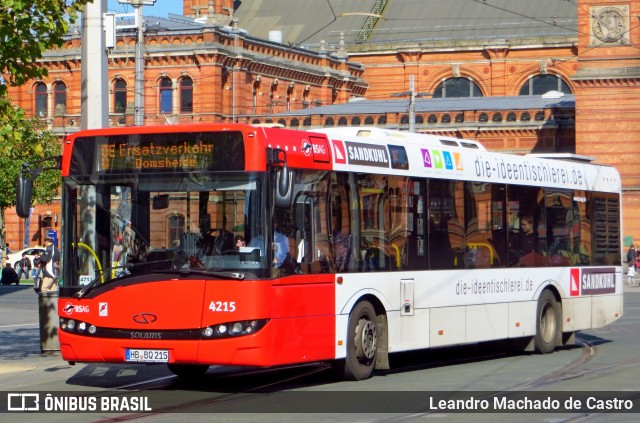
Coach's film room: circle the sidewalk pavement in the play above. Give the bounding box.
[0,285,67,385]
[624,272,640,291]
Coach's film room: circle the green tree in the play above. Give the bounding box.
[0,0,91,96]
[0,98,61,259]
[1,0,90,258]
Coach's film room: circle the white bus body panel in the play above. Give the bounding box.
[334,267,622,359]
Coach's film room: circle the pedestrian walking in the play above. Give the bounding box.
[627,244,638,286]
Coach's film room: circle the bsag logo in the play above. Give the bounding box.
[63,302,90,315]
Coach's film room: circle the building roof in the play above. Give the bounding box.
[278,93,575,117]
[134,1,577,50]
[226,0,577,49]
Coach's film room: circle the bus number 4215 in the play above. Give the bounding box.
[209,301,236,312]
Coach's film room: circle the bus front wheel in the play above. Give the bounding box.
[333,300,378,380]
[534,290,561,354]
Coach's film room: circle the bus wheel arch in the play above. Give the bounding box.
[534,288,563,354]
[333,295,388,380]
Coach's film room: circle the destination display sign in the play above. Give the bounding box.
[69,132,245,176]
[98,139,215,171]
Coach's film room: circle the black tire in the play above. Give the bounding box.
[167,364,209,378]
[333,300,378,380]
[534,290,561,354]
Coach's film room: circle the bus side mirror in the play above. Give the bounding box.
[16,174,33,218]
[275,168,294,209]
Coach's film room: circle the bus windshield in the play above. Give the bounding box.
[63,172,270,290]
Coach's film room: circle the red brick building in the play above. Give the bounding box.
[3,0,639,251]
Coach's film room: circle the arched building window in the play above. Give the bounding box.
[180,77,193,113]
[364,116,374,125]
[53,81,66,115]
[159,77,173,114]
[519,74,572,96]
[324,117,335,126]
[433,77,483,98]
[352,116,361,125]
[34,82,48,117]
[113,79,127,113]
[338,117,348,126]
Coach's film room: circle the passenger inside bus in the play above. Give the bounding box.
[510,214,544,266]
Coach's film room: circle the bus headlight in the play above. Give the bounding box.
[205,319,268,339]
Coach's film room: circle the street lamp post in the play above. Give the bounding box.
[119,0,157,126]
[81,0,108,130]
[391,75,430,132]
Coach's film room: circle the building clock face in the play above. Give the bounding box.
[591,6,628,43]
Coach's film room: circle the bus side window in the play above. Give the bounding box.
[428,180,464,269]
[329,172,354,273]
[357,174,388,271]
[294,170,332,274]
[463,181,505,268]
[507,185,545,267]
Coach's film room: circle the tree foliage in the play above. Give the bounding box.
[0,0,90,253]
[0,97,61,255]
[0,0,91,95]
[0,97,61,210]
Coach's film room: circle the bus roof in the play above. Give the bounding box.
[313,127,486,151]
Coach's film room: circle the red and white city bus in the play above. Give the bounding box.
[17,124,623,380]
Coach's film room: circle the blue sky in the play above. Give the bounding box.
[107,0,183,17]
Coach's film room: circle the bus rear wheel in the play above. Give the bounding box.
[333,300,378,380]
[168,364,209,378]
[534,290,561,354]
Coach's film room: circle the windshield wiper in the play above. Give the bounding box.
[161,268,246,280]
[74,263,133,298]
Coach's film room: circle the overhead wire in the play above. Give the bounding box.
[20,0,640,116]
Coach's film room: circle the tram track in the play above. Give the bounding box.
[86,335,639,422]
[83,342,572,421]
[88,363,333,422]
[384,337,640,423]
